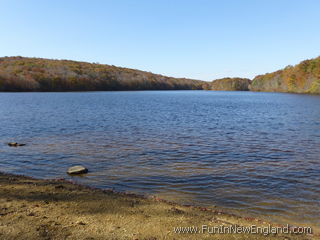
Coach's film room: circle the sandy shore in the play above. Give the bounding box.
[0,172,316,240]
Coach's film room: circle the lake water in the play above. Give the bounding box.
[0,91,319,228]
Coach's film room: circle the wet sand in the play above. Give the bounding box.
[0,172,316,240]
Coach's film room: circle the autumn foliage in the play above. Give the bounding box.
[1,56,320,94]
[209,77,251,91]
[250,56,320,94]
[0,57,206,91]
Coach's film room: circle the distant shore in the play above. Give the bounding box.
[1,56,319,94]
[0,172,316,239]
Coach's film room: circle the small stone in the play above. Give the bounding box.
[168,207,184,214]
[8,142,26,147]
[67,166,88,175]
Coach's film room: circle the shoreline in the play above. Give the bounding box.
[0,171,316,239]
[0,90,319,95]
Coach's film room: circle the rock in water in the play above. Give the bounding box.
[8,142,26,147]
[67,166,88,175]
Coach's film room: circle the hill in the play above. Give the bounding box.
[250,56,320,94]
[0,57,206,91]
[209,77,251,91]
[1,56,320,94]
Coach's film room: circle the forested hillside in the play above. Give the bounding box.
[250,56,320,94]
[209,77,251,91]
[0,57,206,91]
[1,56,320,94]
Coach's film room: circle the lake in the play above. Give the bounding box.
[0,91,319,228]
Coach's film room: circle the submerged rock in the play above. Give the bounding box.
[67,166,88,175]
[8,142,26,147]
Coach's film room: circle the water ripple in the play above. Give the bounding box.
[0,91,319,229]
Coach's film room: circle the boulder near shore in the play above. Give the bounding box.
[67,166,88,175]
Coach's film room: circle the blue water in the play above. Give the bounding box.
[0,91,319,227]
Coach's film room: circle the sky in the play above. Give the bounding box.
[1,0,320,81]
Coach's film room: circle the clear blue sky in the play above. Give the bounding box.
[1,0,320,81]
